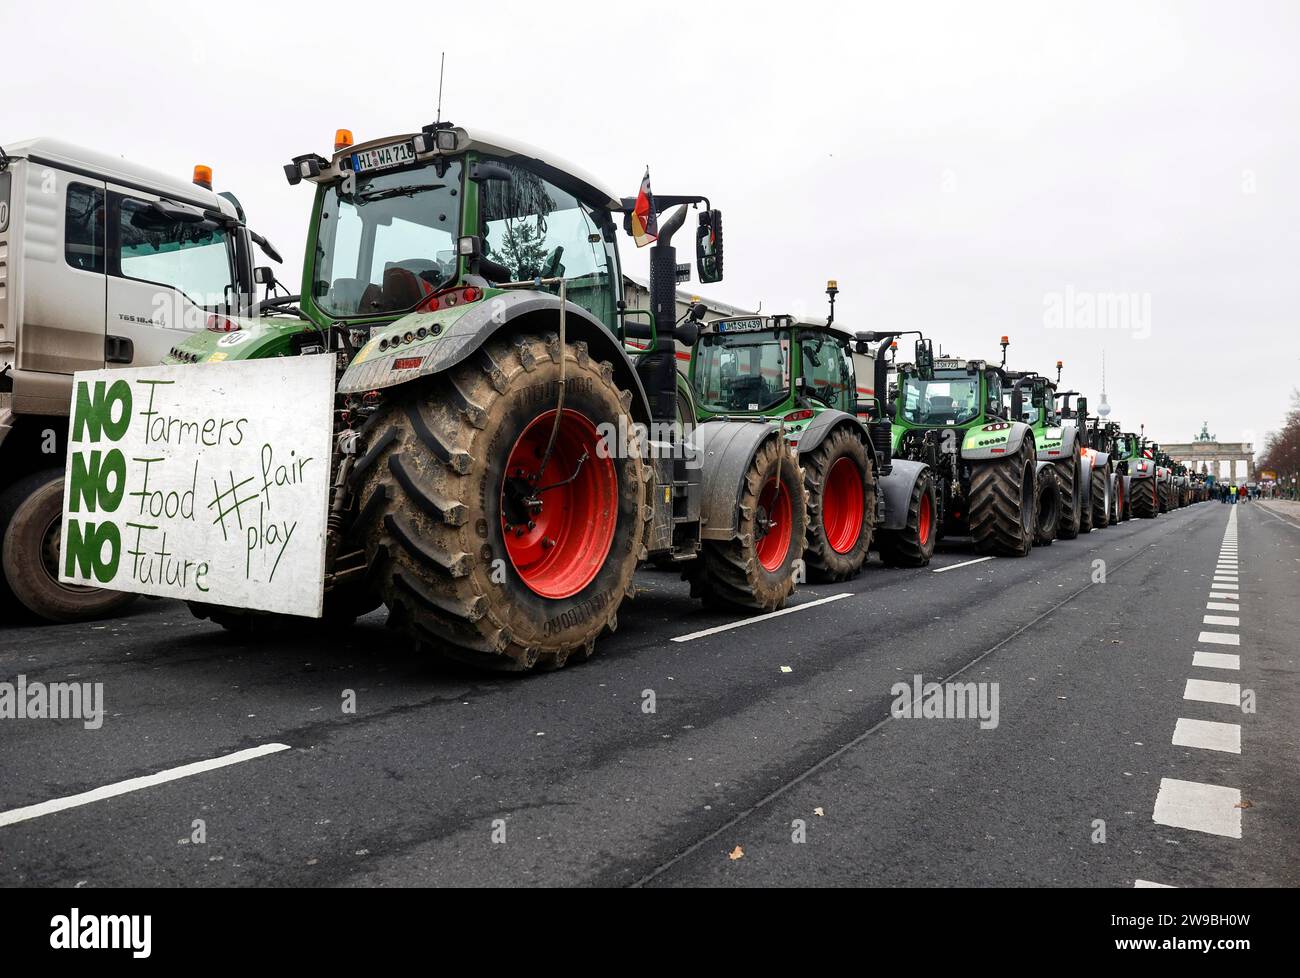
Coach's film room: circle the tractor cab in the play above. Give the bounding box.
[894,349,1007,433]
[689,315,863,436]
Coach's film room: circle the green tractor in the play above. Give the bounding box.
[162,122,811,670]
[884,336,1043,557]
[1053,384,1112,532]
[687,288,938,574]
[1112,429,1160,518]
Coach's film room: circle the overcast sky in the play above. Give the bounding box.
[3,0,1296,454]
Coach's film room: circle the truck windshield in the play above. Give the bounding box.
[901,371,981,425]
[693,331,792,413]
[313,160,463,318]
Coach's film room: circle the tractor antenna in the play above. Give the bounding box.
[435,52,446,125]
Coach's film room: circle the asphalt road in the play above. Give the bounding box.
[1,498,1296,887]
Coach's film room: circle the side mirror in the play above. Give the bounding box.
[1031,381,1046,408]
[253,266,275,286]
[696,209,723,284]
[914,338,934,380]
[1076,396,1088,418]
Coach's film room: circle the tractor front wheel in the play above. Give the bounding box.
[1056,455,1083,540]
[802,427,875,582]
[1131,478,1158,518]
[1091,465,1111,529]
[689,436,807,611]
[878,468,938,567]
[1035,464,1061,546]
[969,439,1036,558]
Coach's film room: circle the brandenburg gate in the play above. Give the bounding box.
[1163,422,1255,482]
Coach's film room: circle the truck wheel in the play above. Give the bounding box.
[802,427,875,582]
[1034,465,1061,546]
[877,468,938,568]
[689,436,807,611]
[1091,466,1110,528]
[1,469,138,623]
[970,439,1036,557]
[354,332,650,672]
[1056,455,1082,539]
[1131,478,1158,518]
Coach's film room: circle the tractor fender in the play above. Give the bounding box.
[1079,451,1095,487]
[693,419,786,541]
[962,421,1034,461]
[792,409,872,458]
[1091,450,1111,470]
[1034,459,1055,477]
[878,459,929,530]
[337,291,656,426]
[1037,424,1079,463]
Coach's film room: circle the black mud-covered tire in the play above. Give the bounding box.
[1,469,138,624]
[1110,477,1122,524]
[877,468,938,568]
[353,332,651,672]
[1157,480,1170,513]
[970,438,1036,558]
[1091,465,1110,529]
[688,436,807,611]
[1131,477,1158,518]
[1056,455,1082,540]
[802,426,875,582]
[1034,464,1061,546]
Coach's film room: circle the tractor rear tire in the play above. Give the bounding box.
[802,426,875,582]
[1131,478,1158,518]
[878,468,938,568]
[1091,465,1110,529]
[1034,464,1061,546]
[1,469,138,624]
[970,439,1036,558]
[1110,477,1123,523]
[689,436,807,611]
[353,332,651,672]
[1055,455,1083,540]
[1157,481,1170,513]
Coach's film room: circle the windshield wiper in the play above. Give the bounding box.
[351,184,445,204]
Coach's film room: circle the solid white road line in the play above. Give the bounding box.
[1153,778,1242,838]
[1198,631,1240,646]
[931,556,994,574]
[1206,602,1239,611]
[1193,650,1240,670]
[1172,718,1241,754]
[671,593,853,643]
[1203,615,1240,626]
[1184,678,1240,704]
[1134,879,1176,888]
[0,743,291,829]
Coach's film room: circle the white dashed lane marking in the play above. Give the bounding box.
[930,556,994,574]
[1203,615,1240,626]
[1152,778,1242,838]
[1192,650,1240,670]
[1134,879,1176,888]
[671,593,853,643]
[1184,678,1241,705]
[1172,718,1241,754]
[1198,631,1241,646]
[1206,602,1239,611]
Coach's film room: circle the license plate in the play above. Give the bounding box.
[717,318,765,333]
[352,140,416,173]
[935,359,964,369]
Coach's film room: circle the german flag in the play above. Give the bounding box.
[631,168,657,248]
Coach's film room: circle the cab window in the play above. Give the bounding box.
[799,332,856,411]
[115,197,235,307]
[477,159,619,329]
[65,183,105,274]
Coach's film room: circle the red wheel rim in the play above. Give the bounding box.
[500,410,618,600]
[822,456,865,554]
[755,476,793,572]
[918,489,933,545]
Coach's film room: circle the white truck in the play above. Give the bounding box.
[0,138,282,622]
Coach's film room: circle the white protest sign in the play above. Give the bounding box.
[59,356,336,617]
